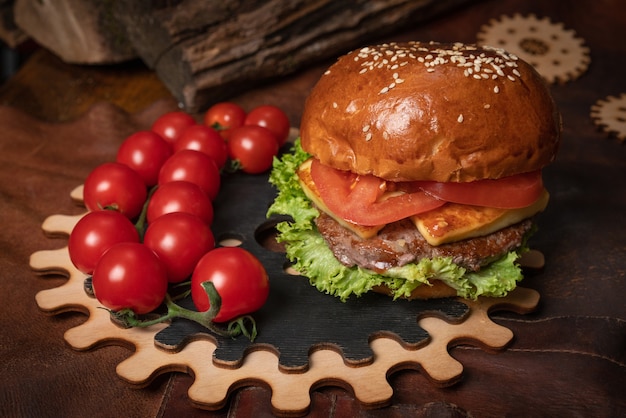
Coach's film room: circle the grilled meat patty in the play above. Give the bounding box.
[315,212,533,273]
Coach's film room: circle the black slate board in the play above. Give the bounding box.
[154,161,469,369]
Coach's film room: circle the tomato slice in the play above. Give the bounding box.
[310,159,445,226]
[416,171,544,209]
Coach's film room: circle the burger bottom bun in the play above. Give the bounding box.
[372,280,459,300]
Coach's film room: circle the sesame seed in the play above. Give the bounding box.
[494,86,499,93]
[365,132,372,141]
[363,125,370,132]
[457,114,464,123]
[351,41,523,98]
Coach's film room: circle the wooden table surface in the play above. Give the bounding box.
[1,0,624,417]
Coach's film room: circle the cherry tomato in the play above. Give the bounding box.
[244,105,290,146]
[92,242,168,314]
[203,102,246,140]
[144,212,215,283]
[68,210,140,275]
[146,181,214,225]
[83,162,148,219]
[173,124,228,169]
[191,247,269,323]
[227,125,279,174]
[158,149,221,200]
[116,130,173,186]
[151,111,196,145]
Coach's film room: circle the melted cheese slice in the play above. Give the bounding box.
[411,189,549,245]
[297,159,549,245]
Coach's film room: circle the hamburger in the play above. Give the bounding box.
[268,41,561,301]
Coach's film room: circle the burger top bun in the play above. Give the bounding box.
[300,41,561,183]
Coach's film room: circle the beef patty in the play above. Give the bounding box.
[315,213,533,273]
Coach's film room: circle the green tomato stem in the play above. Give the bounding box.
[134,185,157,241]
[109,281,258,341]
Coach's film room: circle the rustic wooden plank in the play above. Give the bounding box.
[114,0,473,112]
[0,0,27,47]
[13,0,137,63]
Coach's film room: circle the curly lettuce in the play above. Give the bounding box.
[267,140,525,301]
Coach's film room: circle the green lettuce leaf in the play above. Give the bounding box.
[267,139,525,301]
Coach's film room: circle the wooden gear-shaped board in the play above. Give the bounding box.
[31,172,541,416]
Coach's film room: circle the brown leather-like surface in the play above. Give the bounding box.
[1,0,625,417]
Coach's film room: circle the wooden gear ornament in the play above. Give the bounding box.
[31,172,542,416]
[477,13,590,84]
[591,93,626,142]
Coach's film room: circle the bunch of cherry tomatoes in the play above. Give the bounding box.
[67,102,289,337]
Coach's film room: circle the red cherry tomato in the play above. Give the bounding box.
[173,124,228,169]
[92,242,168,314]
[158,149,221,200]
[191,247,269,322]
[116,130,173,186]
[146,181,214,225]
[68,210,139,275]
[244,105,290,146]
[143,212,215,283]
[227,125,279,174]
[151,111,196,145]
[203,102,246,140]
[83,162,148,219]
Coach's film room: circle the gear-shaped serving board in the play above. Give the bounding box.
[591,93,626,142]
[31,170,540,416]
[477,13,590,84]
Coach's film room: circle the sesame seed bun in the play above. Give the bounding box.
[300,41,561,183]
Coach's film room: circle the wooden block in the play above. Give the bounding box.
[0,0,28,47]
[7,0,473,111]
[13,0,137,63]
[113,0,473,112]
